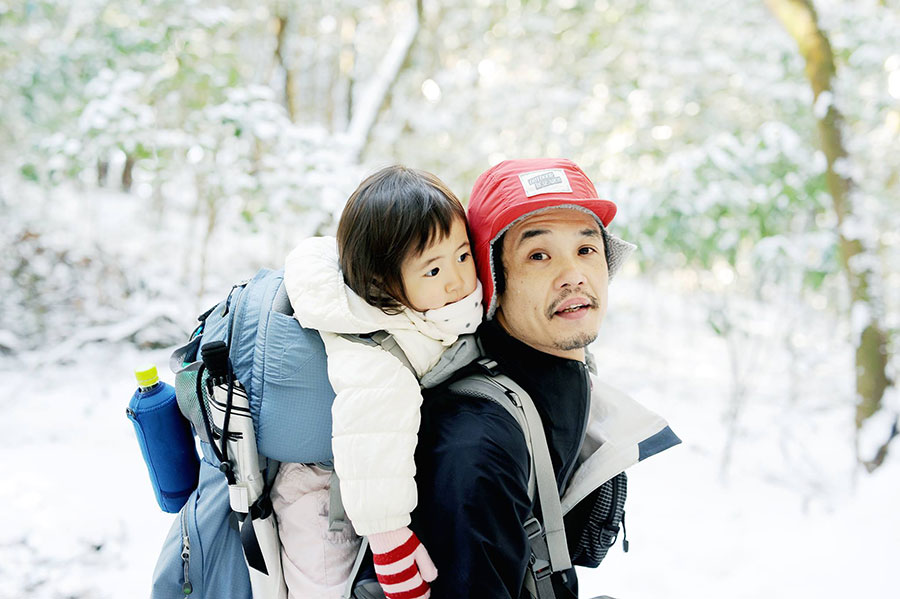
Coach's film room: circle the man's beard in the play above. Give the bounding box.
[554,331,598,352]
[547,287,601,351]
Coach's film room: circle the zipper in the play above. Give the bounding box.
[608,474,619,530]
[617,474,629,552]
[560,362,592,491]
[606,474,628,552]
[180,508,193,595]
[225,278,252,349]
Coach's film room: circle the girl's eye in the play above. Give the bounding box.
[457,252,470,263]
[425,267,440,277]
[529,252,548,261]
[578,246,597,255]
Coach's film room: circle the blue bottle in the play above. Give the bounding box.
[126,365,200,513]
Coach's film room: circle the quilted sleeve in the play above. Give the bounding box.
[319,331,422,536]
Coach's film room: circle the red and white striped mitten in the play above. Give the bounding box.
[368,527,437,599]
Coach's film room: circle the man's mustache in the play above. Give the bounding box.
[546,288,600,319]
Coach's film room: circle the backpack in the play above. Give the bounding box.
[150,268,628,599]
[154,268,318,599]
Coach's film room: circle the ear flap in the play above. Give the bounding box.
[605,233,636,280]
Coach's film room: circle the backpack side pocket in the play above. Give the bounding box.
[151,456,252,599]
[566,472,628,568]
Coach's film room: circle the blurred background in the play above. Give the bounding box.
[1,0,898,597]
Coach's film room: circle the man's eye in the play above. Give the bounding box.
[425,267,440,277]
[458,252,470,263]
[529,252,548,261]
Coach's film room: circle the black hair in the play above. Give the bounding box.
[336,165,467,314]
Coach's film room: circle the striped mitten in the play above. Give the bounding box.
[368,528,437,599]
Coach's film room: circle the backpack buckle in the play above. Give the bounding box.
[476,357,501,377]
[249,494,273,521]
[524,517,552,581]
[530,555,552,581]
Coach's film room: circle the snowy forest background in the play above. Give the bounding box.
[2,0,898,597]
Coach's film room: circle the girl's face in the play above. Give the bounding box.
[400,217,478,312]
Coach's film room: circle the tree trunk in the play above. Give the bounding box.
[184,170,204,294]
[121,153,135,191]
[336,14,357,132]
[194,169,218,300]
[765,0,892,469]
[274,14,297,122]
[97,158,109,186]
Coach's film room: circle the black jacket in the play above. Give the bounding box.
[411,319,591,598]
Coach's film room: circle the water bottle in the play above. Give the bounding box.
[126,364,200,513]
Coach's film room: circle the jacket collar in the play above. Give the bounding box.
[477,319,590,491]
[479,318,584,376]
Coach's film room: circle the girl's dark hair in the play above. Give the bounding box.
[337,165,467,314]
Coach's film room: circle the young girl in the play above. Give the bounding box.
[272,166,482,599]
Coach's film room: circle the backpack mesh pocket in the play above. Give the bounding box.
[174,365,216,446]
[567,472,627,567]
[171,331,225,447]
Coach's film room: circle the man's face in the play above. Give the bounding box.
[495,209,609,360]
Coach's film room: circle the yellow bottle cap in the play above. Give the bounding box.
[135,365,160,389]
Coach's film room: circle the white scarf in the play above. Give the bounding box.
[422,281,484,338]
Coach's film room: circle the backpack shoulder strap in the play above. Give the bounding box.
[271,278,293,316]
[448,370,536,497]
[368,330,416,375]
[339,330,417,377]
[449,358,572,574]
[487,367,572,574]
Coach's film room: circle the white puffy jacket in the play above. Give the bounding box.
[283,236,475,535]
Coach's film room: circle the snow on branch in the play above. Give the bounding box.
[21,306,184,368]
[344,5,421,160]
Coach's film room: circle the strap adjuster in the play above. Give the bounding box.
[476,357,501,377]
[524,518,553,581]
[249,495,273,520]
[600,523,620,548]
[523,516,543,539]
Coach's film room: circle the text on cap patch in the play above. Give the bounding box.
[517,168,573,197]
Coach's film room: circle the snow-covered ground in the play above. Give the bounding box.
[1,176,896,599]
[3,267,897,599]
[582,276,900,598]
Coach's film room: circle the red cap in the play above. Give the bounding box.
[467,158,618,317]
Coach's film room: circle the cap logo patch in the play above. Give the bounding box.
[518,168,573,197]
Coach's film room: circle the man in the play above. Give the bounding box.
[409,158,680,597]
